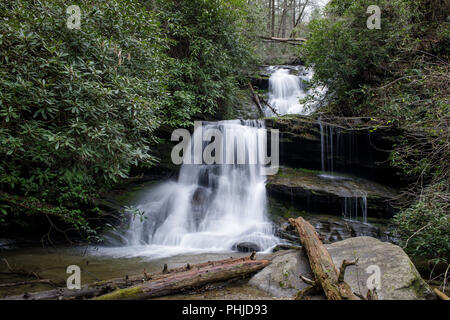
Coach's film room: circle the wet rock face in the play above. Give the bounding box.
[265,116,404,187]
[267,168,397,219]
[274,216,394,245]
[249,237,435,300]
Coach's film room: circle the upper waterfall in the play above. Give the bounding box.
[265,66,325,116]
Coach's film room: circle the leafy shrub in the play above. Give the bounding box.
[393,182,449,263]
[0,0,257,240]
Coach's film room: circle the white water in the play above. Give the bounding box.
[343,196,368,224]
[102,120,281,259]
[265,66,325,116]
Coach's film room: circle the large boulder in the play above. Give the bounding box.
[249,237,435,300]
[248,249,321,299]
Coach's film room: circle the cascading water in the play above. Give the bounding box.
[319,118,368,223]
[266,68,306,116]
[265,66,324,116]
[343,196,368,223]
[119,120,281,258]
[319,117,340,177]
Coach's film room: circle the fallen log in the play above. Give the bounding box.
[248,82,264,116]
[0,279,56,288]
[260,36,307,42]
[95,256,269,300]
[260,96,280,117]
[260,36,307,45]
[288,217,359,300]
[2,255,269,300]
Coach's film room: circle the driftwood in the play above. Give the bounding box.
[2,254,269,300]
[95,256,269,300]
[289,217,359,300]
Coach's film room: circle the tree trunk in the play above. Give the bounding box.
[290,0,309,38]
[271,0,275,37]
[292,0,296,33]
[288,217,359,300]
[95,256,269,300]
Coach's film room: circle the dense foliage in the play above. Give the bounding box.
[0,0,256,241]
[300,0,449,262]
[155,0,258,126]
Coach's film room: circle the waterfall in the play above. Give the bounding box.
[319,118,340,174]
[123,120,281,258]
[320,118,368,223]
[266,66,320,116]
[342,196,368,223]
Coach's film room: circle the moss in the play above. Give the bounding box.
[95,286,143,300]
[407,261,430,299]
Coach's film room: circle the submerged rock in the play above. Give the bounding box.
[232,242,261,253]
[249,237,435,300]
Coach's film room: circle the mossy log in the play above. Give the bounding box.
[288,217,359,300]
[95,256,269,300]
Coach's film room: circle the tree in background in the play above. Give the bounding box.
[263,0,319,38]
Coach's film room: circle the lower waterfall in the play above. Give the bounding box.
[119,120,281,258]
